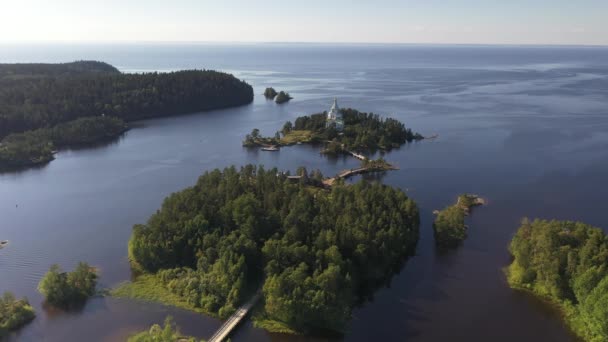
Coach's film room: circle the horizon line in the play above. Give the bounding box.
[0,40,607,48]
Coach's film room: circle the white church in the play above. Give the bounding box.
[325,98,344,131]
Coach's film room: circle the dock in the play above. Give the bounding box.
[208,293,261,342]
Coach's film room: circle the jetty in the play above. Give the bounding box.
[208,293,261,342]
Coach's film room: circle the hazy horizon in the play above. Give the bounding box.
[1,0,607,46]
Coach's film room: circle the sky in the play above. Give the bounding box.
[0,0,606,45]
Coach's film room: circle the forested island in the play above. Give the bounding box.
[433,194,484,248]
[274,91,292,104]
[0,292,35,338]
[243,108,423,156]
[263,87,278,99]
[263,87,292,104]
[507,219,608,342]
[38,262,98,309]
[0,61,253,170]
[119,165,419,335]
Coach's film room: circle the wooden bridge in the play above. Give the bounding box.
[322,164,398,187]
[208,293,261,342]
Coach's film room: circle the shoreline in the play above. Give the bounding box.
[506,279,586,342]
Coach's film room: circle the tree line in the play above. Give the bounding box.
[129,165,420,333]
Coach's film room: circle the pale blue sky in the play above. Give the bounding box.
[0,0,606,45]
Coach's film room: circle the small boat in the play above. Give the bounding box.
[0,240,8,248]
[261,146,279,151]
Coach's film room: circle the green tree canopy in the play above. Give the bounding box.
[0,292,35,337]
[127,317,199,342]
[507,219,608,342]
[129,165,419,333]
[38,262,98,309]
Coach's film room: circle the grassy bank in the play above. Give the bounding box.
[112,275,301,336]
[280,130,313,145]
[252,317,298,334]
[111,274,215,317]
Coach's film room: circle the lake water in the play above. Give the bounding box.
[1,43,608,341]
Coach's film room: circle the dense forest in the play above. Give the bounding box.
[0,61,253,138]
[0,116,127,169]
[128,165,419,334]
[128,317,200,342]
[0,292,35,338]
[38,262,98,309]
[508,219,608,342]
[244,108,423,154]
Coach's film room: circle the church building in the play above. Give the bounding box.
[326,98,344,131]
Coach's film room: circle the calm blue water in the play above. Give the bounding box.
[1,44,608,341]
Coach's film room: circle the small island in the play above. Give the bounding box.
[119,165,420,335]
[128,317,200,342]
[0,61,254,171]
[274,91,292,104]
[263,87,278,99]
[433,194,484,248]
[0,292,35,338]
[244,98,423,157]
[38,262,98,309]
[507,219,608,342]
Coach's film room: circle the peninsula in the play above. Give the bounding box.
[433,194,485,248]
[119,165,420,335]
[0,61,254,170]
[507,219,608,342]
